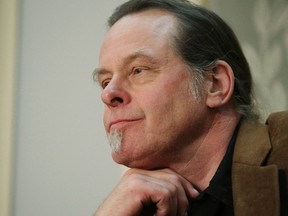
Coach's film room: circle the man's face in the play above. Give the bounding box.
[97,10,209,168]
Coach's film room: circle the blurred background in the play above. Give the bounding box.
[0,0,287,216]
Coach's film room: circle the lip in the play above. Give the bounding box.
[109,119,142,131]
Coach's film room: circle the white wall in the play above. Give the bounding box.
[13,1,125,216]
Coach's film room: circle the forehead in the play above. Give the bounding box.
[99,9,177,59]
[108,9,176,36]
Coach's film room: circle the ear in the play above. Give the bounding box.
[206,60,235,108]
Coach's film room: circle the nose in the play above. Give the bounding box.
[101,78,131,108]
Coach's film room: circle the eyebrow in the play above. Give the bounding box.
[92,68,110,83]
[93,49,158,82]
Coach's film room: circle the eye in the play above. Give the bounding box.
[133,67,143,74]
[101,80,110,89]
[132,67,149,75]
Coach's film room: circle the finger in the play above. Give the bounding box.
[158,168,200,198]
[131,168,199,198]
[124,172,179,216]
[127,169,191,216]
[151,180,178,216]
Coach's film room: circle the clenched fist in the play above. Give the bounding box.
[94,168,199,216]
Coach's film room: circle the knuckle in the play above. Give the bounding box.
[159,187,171,200]
[168,174,181,185]
[165,173,183,189]
[169,183,178,194]
[162,183,177,197]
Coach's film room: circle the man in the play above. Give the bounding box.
[94,0,288,215]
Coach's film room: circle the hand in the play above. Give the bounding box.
[94,168,199,216]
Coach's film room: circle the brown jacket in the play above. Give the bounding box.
[232,111,288,216]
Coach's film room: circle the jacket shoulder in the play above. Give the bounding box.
[266,111,288,169]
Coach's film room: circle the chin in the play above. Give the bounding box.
[111,151,163,170]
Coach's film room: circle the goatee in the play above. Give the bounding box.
[108,129,123,152]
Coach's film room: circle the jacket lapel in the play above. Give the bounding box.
[232,120,280,216]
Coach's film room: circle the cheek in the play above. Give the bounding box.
[143,83,198,131]
[139,89,182,130]
[135,69,192,115]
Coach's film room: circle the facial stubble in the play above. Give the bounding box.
[108,129,123,153]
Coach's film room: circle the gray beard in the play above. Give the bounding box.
[108,130,122,153]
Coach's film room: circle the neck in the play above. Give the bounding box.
[172,109,241,191]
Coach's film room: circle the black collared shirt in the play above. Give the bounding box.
[188,124,240,216]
